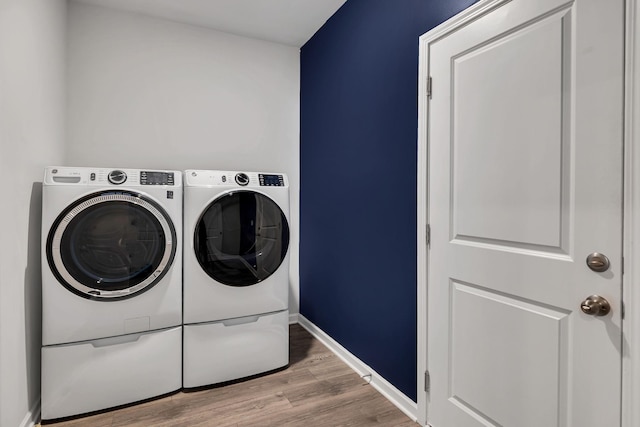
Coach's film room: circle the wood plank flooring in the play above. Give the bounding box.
[41,324,416,427]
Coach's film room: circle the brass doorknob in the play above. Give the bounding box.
[580,295,611,316]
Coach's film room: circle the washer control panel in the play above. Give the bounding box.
[259,174,285,187]
[44,167,181,187]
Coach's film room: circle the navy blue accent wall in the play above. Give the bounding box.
[300,0,478,402]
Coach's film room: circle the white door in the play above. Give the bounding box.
[423,0,624,426]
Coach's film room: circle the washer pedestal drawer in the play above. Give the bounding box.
[183,310,289,388]
[41,326,182,420]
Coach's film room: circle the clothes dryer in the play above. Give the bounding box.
[41,166,182,420]
[183,170,290,387]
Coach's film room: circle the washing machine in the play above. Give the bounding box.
[40,166,182,420]
[183,170,290,388]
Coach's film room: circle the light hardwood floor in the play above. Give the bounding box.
[41,324,416,426]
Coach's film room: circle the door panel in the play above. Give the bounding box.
[449,282,569,427]
[452,11,568,251]
[426,0,624,426]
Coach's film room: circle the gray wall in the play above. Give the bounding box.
[0,1,67,426]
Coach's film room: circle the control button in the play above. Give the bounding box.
[235,173,249,186]
[90,173,96,181]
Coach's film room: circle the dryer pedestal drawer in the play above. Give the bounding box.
[41,326,182,420]
[183,310,289,388]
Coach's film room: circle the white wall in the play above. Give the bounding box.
[66,2,301,314]
[0,0,67,426]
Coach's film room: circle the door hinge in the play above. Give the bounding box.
[424,370,430,392]
[426,224,431,248]
[426,77,433,99]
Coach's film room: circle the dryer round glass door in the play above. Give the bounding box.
[46,191,177,300]
[194,190,289,286]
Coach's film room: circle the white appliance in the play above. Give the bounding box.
[183,170,290,388]
[41,166,183,420]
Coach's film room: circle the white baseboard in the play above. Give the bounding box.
[288,312,299,324]
[19,400,40,427]
[297,314,418,422]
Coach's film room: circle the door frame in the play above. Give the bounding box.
[416,1,640,425]
[623,1,640,426]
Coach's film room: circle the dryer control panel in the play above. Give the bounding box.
[185,170,288,188]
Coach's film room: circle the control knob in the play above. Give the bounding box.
[108,170,127,185]
[235,173,249,186]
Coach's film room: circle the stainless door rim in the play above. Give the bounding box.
[48,191,175,299]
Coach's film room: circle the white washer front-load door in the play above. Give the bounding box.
[424,0,624,426]
[46,191,177,300]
